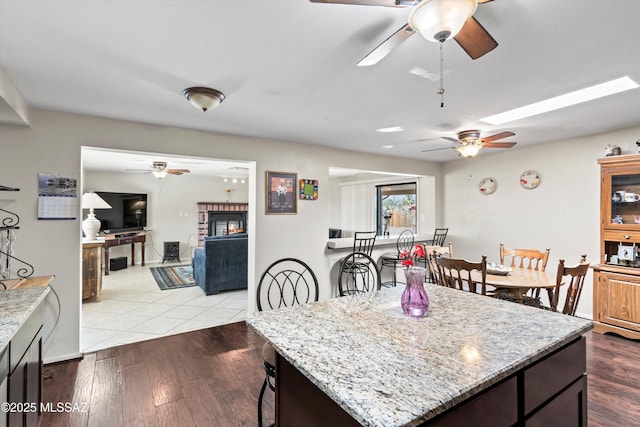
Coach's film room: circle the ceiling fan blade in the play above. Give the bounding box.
[309,0,405,7]
[483,142,517,149]
[481,131,515,143]
[357,23,416,66]
[442,137,460,143]
[453,16,498,60]
[167,169,190,175]
[422,146,456,153]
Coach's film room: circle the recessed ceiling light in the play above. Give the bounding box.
[480,76,639,125]
[381,145,394,149]
[376,126,404,133]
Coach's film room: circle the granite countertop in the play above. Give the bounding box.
[246,284,593,427]
[0,287,50,353]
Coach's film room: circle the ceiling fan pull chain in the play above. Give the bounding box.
[437,39,445,108]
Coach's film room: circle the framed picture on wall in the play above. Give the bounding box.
[299,179,318,200]
[266,171,297,214]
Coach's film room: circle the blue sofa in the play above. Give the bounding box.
[192,233,248,295]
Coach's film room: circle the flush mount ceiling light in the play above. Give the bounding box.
[183,87,226,112]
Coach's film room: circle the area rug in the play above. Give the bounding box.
[150,264,197,290]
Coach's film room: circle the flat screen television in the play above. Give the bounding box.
[93,191,148,234]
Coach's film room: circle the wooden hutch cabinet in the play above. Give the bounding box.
[593,155,640,339]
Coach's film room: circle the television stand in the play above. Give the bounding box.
[103,231,146,275]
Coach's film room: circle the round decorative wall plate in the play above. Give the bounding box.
[520,170,541,189]
[479,177,497,195]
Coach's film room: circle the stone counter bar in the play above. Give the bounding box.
[0,287,49,353]
[326,233,435,250]
[246,284,593,427]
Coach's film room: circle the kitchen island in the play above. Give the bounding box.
[1,286,49,427]
[246,284,593,427]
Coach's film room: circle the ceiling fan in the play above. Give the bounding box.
[422,130,516,157]
[128,161,191,178]
[310,0,498,67]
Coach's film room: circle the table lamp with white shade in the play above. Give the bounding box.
[82,192,111,240]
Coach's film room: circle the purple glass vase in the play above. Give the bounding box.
[401,267,429,318]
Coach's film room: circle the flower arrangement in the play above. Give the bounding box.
[400,244,425,268]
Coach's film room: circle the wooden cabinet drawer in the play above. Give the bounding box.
[603,229,640,243]
[524,337,586,414]
[428,376,518,427]
[525,376,586,427]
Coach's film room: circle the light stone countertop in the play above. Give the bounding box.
[246,284,593,427]
[0,287,50,353]
[327,233,435,250]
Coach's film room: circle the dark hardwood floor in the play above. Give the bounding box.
[41,323,639,427]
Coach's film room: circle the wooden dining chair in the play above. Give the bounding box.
[549,255,589,315]
[436,255,487,295]
[426,242,453,285]
[500,243,550,271]
[500,243,550,298]
[256,258,319,427]
[338,251,381,296]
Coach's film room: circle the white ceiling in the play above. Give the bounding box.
[2,0,640,166]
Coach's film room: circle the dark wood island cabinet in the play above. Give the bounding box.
[1,287,49,427]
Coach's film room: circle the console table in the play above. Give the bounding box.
[103,232,146,275]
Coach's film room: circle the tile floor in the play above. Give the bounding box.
[81,263,248,353]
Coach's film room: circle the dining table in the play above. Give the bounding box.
[471,266,556,303]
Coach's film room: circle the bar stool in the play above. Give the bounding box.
[379,229,414,287]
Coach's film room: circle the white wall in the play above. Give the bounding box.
[84,169,250,263]
[0,109,442,362]
[441,124,640,318]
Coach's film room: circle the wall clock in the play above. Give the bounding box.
[478,177,497,195]
[520,170,541,189]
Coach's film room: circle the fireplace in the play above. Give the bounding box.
[208,212,246,236]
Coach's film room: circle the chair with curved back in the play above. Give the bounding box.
[256,258,319,427]
[426,242,453,285]
[500,243,550,298]
[436,255,488,295]
[338,251,381,296]
[379,229,414,287]
[549,255,589,315]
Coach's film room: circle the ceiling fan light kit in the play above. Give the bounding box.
[457,143,482,158]
[183,87,225,112]
[408,0,477,42]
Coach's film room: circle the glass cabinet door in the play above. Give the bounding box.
[609,173,640,227]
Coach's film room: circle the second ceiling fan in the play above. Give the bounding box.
[128,161,191,179]
[422,130,516,157]
[310,0,498,66]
